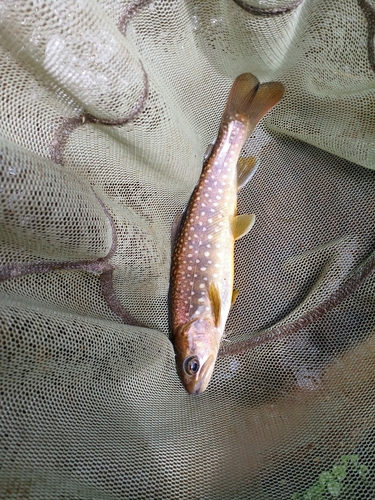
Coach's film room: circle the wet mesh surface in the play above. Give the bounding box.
[1,0,375,498]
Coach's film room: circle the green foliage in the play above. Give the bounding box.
[291,454,371,499]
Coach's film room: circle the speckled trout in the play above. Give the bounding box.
[169,73,284,394]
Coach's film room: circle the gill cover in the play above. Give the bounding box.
[173,317,219,395]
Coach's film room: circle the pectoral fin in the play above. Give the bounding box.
[208,282,221,328]
[237,156,259,190]
[231,289,240,307]
[231,214,255,240]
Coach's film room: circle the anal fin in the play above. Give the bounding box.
[231,214,255,240]
[231,289,240,307]
[237,156,259,190]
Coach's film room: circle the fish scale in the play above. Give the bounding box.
[169,73,285,394]
[172,120,247,330]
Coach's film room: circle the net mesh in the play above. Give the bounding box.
[1,0,375,498]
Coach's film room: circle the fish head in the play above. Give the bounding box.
[173,317,220,395]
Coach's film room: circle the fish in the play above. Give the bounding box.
[169,73,285,394]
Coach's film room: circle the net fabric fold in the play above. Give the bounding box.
[1,0,375,498]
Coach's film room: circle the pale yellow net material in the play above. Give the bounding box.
[1,0,375,498]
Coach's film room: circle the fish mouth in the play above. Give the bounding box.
[183,354,215,395]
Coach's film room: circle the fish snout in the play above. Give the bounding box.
[180,354,215,395]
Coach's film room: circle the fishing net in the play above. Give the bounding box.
[1,0,375,498]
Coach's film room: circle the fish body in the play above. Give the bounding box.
[169,73,284,394]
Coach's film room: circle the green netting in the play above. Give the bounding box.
[1,0,375,498]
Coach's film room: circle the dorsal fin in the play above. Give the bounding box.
[221,73,285,136]
[237,156,259,190]
[208,282,221,328]
[204,143,214,162]
[170,209,186,253]
[231,214,255,240]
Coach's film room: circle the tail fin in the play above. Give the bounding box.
[222,73,285,134]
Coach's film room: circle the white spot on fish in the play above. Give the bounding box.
[201,267,207,271]
[187,253,192,258]
[213,273,218,278]
[196,259,200,263]
[204,251,209,257]
[199,283,205,288]
[201,211,205,216]
[187,266,192,271]
[208,235,212,239]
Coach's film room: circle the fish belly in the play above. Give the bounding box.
[171,150,239,338]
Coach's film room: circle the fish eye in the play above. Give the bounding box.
[183,356,200,376]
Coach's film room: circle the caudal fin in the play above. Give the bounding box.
[222,73,285,134]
